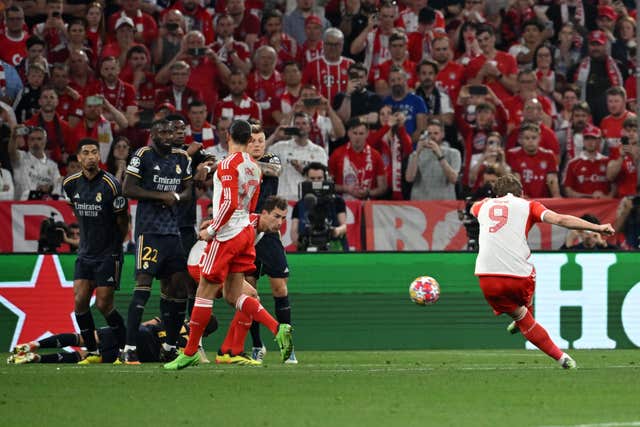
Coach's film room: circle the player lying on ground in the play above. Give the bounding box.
[471,173,614,369]
[7,318,199,364]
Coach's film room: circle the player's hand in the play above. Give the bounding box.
[199,219,212,232]
[426,140,442,156]
[597,224,615,237]
[161,192,178,207]
[199,227,214,241]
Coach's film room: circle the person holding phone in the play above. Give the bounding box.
[334,62,382,128]
[607,116,639,197]
[71,94,128,160]
[210,14,252,75]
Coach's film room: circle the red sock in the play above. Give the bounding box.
[184,298,213,356]
[231,311,253,355]
[236,295,278,335]
[516,310,563,360]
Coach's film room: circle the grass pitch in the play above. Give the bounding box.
[1,349,639,427]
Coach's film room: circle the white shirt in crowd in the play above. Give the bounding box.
[269,138,328,200]
[0,168,15,200]
[11,151,61,200]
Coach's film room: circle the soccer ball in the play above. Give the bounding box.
[409,276,440,305]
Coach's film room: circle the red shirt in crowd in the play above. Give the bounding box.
[435,61,465,105]
[155,86,202,116]
[504,95,553,129]
[246,70,285,128]
[609,146,638,197]
[303,56,354,104]
[367,125,413,200]
[233,12,261,45]
[56,91,84,122]
[600,110,635,148]
[329,143,386,199]
[299,40,323,69]
[562,152,611,196]
[91,79,137,112]
[24,113,74,165]
[371,58,417,89]
[0,32,27,66]
[214,94,262,122]
[164,2,215,43]
[465,52,518,102]
[506,123,560,157]
[506,146,558,198]
[107,10,158,45]
[187,58,223,112]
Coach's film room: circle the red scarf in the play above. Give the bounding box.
[186,122,215,149]
[343,142,374,194]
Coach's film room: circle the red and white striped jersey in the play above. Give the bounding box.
[471,194,548,277]
[214,94,262,123]
[210,152,262,241]
[303,56,354,103]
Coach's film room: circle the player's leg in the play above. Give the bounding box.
[180,226,198,320]
[217,281,259,364]
[73,276,100,362]
[13,333,81,355]
[124,273,152,364]
[8,351,82,364]
[94,254,127,352]
[159,273,188,360]
[244,273,264,356]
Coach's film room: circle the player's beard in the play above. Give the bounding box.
[154,137,172,153]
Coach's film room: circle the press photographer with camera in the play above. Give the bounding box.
[291,162,348,251]
[615,194,640,250]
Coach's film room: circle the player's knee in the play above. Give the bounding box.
[508,306,528,321]
[74,294,90,312]
[132,287,151,306]
[94,297,113,315]
[270,278,288,297]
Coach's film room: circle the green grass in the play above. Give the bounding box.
[1,350,639,427]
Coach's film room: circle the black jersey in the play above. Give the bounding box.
[126,146,192,236]
[63,170,127,259]
[254,152,280,213]
[178,147,210,228]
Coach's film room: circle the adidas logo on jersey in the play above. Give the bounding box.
[153,165,161,171]
[74,193,80,199]
[107,276,114,282]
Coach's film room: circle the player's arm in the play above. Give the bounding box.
[176,154,193,202]
[546,172,561,197]
[542,210,615,236]
[123,173,176,205]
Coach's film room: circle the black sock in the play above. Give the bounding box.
[126,288,150,346]
[40,352,81,363]
[75,311,97,352]
[160,297,186,347]
[274,296,291,324]
[203,314,219,337]
[38,333,80,349]
[250,321,262,348]
[105,309,126,350]
[186,296,195,320]
[170,299,187,346]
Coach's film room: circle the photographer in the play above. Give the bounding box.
[334,62,383,127]
[291,162,348,251]
[607,117,639,197]
[615,195,640,250]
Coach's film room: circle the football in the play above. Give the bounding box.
[409,276,440,305]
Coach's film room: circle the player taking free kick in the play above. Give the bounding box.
[164,119,293,370]
[471,174,614,369]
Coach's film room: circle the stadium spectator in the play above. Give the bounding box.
[50,64,83,127]
[562,125,612,198]
[558,101,592,165]
[33,0,67,65]
[507,19,547,71]
[8,126,62,200]
[85,3,105,57]
[268,112,328,200]
[330,0,369,64]
[532,44,560,105]
[247,45,285,130]
[367,106,413,200]
[72,95,128,159]
[284,0,330,46]
[506,122,560,198]
[303,28,354,104]
[552,22,582,81]
[12,62,46,123]
[299,15,324,68]
[468,131,511,191]
[15,36,47,84]
[407,7,444,64]
[274,61,303,122]
[92,57,138,128]
[120,46,156,123]
[256,9,298,72]
[405,118,461,200]
[107,0,158,46]
[382,66,428,143]
[68,50,97,98]
[24,88,74,166]
[210,14,252,75]
[371,31,416,97]
[214,70,262,122]
[153,10,187,69]
[329,118,387,200]
[455,21,482,67]
[185,101,215,149]
[155,61,201,117]
[607,117,639,197]
[465,24,519,102]
[600,86,635,152]
[431,36,465,105]
[570,30,623,125]
[165,0,214,44]
[0,5,28,67]
[554,85,579,138]
[0,165,15,200]
[615,195,640,250]
[102,16,139,66]
[204,116,231,160]
[334,62,382,128]
[350,1,399,73]
[51,18,93,67]
[506,98,560,160]
[400,2,444,35]
[226,0,261,50]
[612,15,636,77]
[505,69,553,130]
[562,214,619,250]
[106,136,132,184]
[500,0,536,48]
[64,155,81,177]
[415,59,454,127]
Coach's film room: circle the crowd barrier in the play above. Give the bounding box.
[0,252,638,351]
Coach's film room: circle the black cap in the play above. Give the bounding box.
[418,7,436,25]
[230,119,252,145]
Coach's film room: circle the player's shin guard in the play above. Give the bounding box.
[40,352,82,363]
[236,295,278,335]
[274,296,291,324]
[516,309,563,361]
[75,310,98,352]
[105,309,126,350]
[184,297,213,356]
[38,333,80,349]
[126,288,151,346]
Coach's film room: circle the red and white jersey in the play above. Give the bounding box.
[300,40,323,68]
[562,152,610,196]
[399,8,445,33]
[210,152,261,241]
[303,56,354,103]
[214,94,262,123]
[506,147,557,198]
[435,61,465,104]
[0,32,27,66]
[600,111,635,150]
[472,194,549,277]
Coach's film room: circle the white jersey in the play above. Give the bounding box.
[472,193,549,277]
[269,138,328,200]
[12,151,61,200]
[210,152,261,241]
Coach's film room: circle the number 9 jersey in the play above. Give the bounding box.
[471,194,549,278]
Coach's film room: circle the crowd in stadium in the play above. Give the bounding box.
[0,0,639,249]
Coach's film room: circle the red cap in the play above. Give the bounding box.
[305,15,323,27]
[598,5,618,22]
[155,102,176,113]
[583,124,602,138]
[588,30,608,45]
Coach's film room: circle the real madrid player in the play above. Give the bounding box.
[122,119,193,364]
[62,138,129,364]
